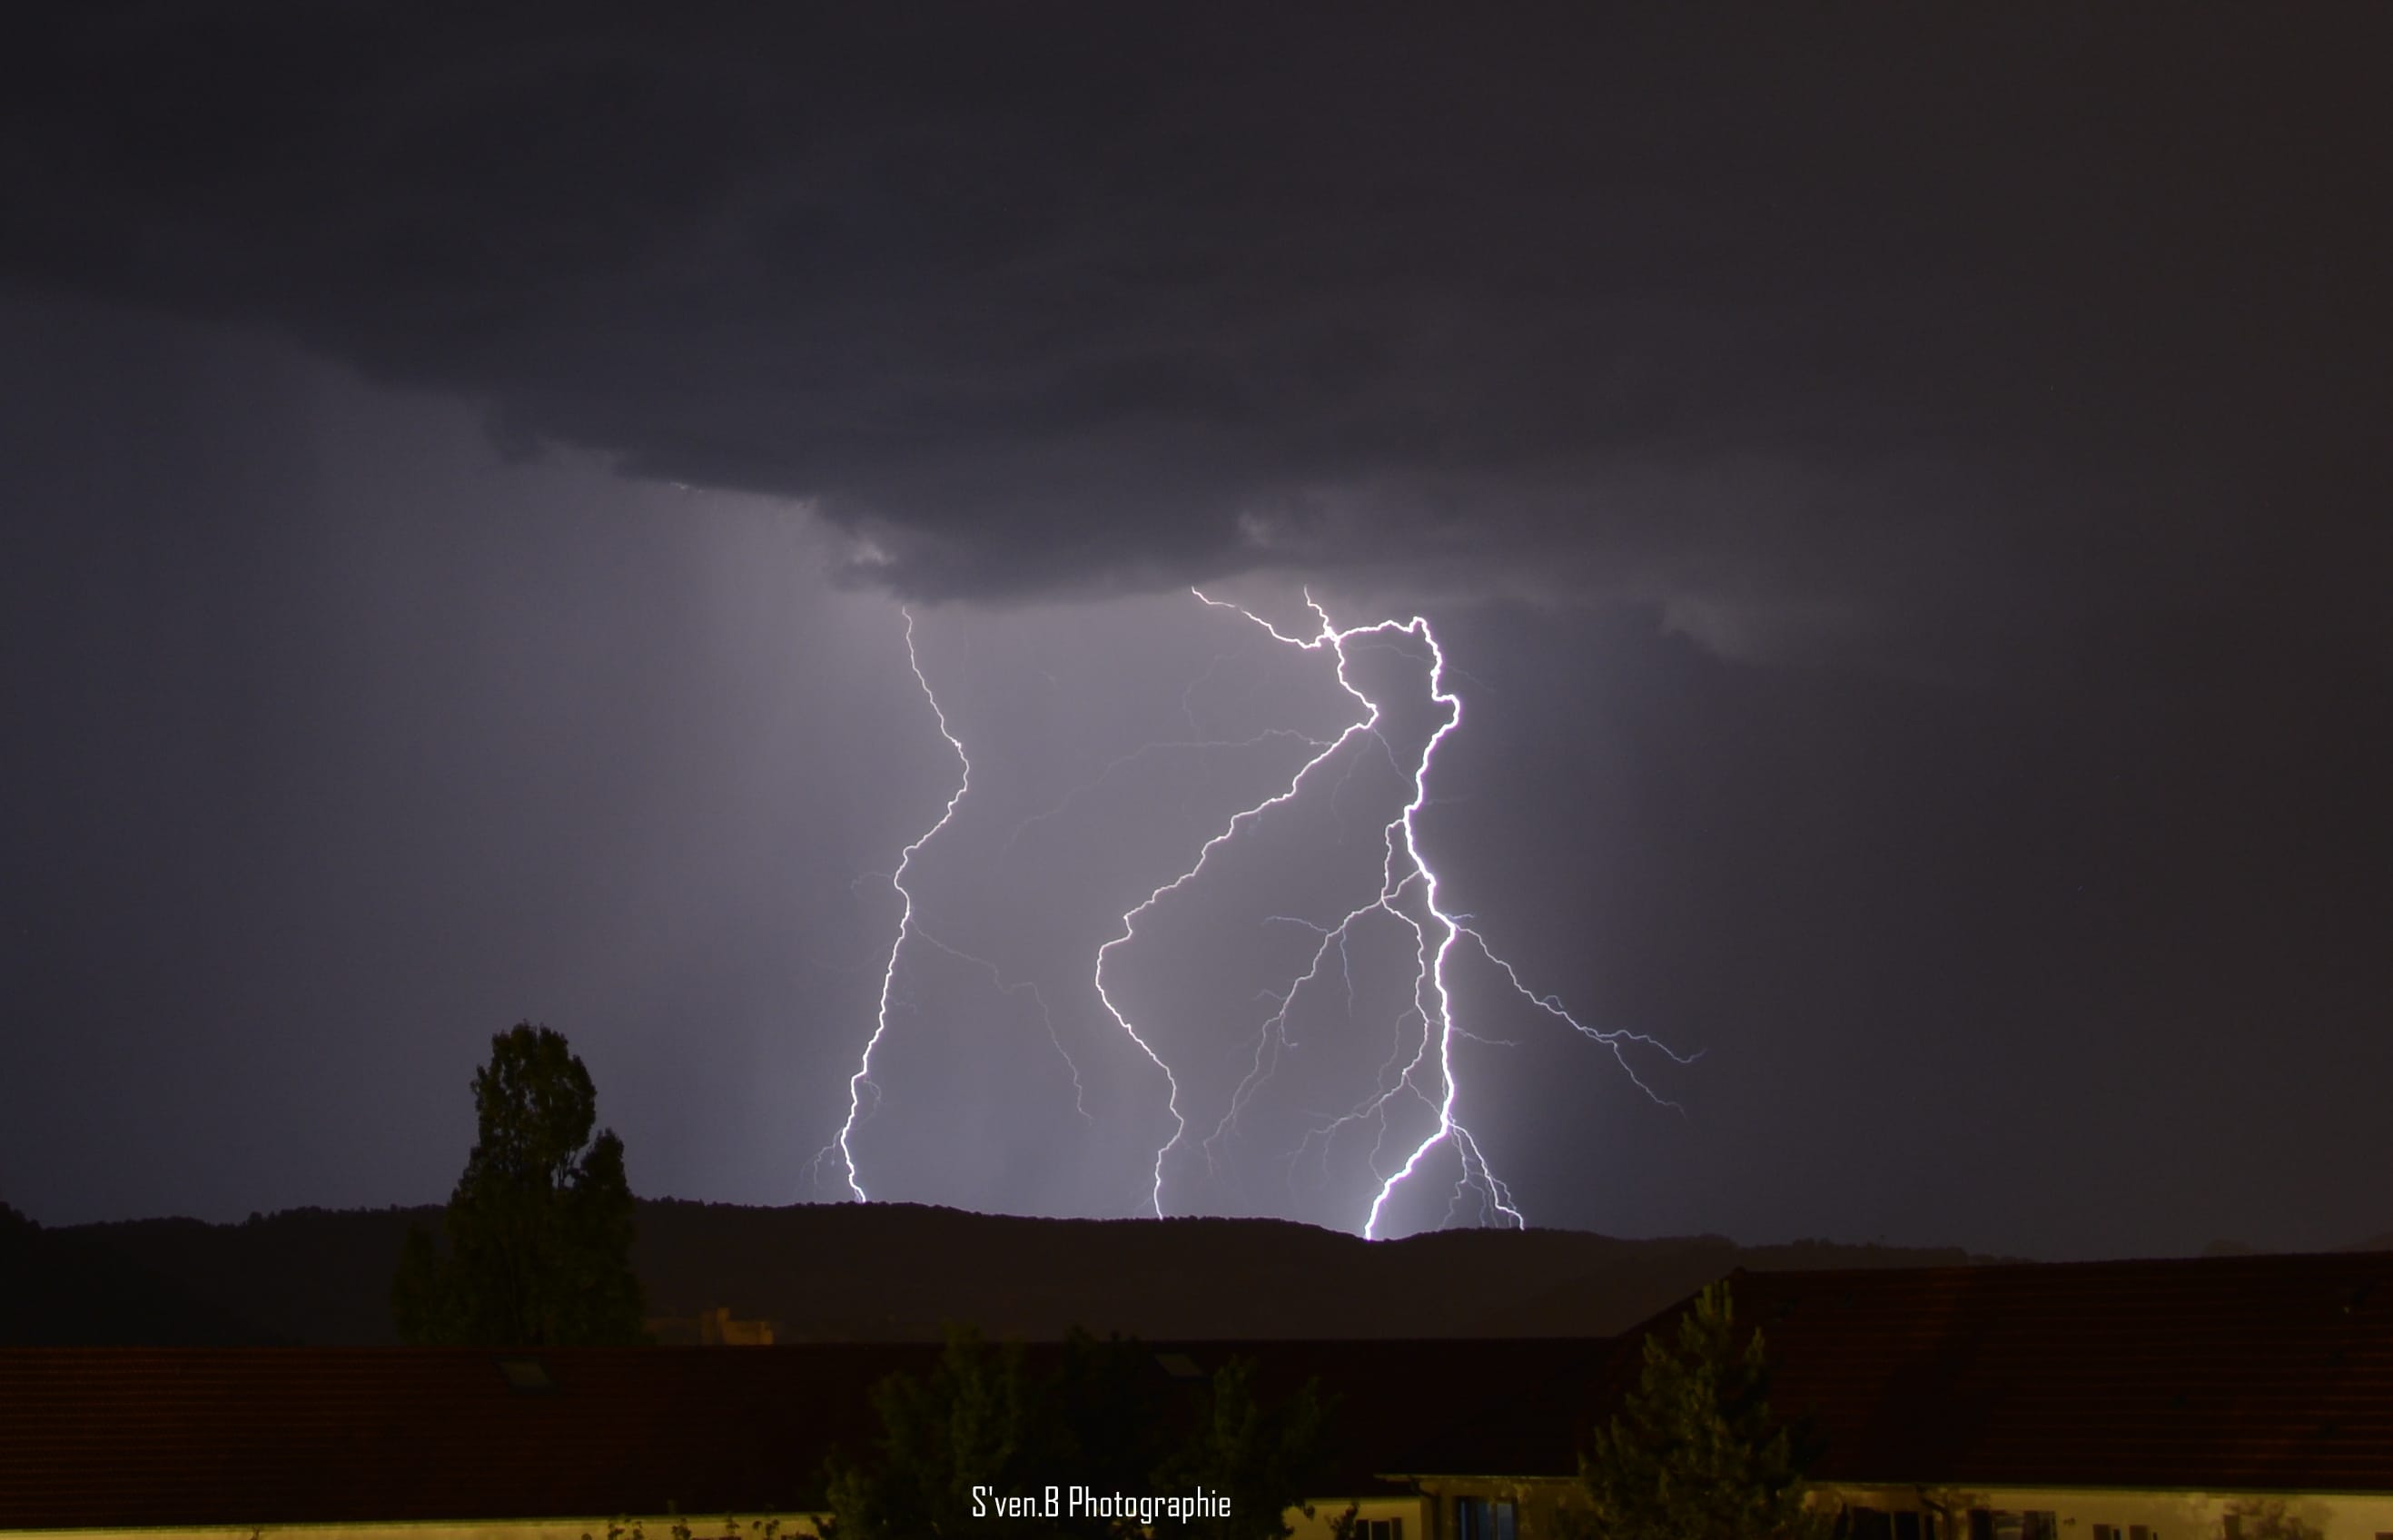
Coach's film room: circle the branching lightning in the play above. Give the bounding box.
[1001,727,1333,859]
[1093,592,1384,1217]
[1111,587,1697,1237]
[822,589,1694,1237]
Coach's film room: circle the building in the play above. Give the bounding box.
[0,1338,1616,1540]
[643,1306,780,1346]
[1721,1252,2393,1540]
[5,1252,2388,1540]
[1416,1251,2393,1540]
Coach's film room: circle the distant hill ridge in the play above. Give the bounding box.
[0,1202,282,1346]
[9,1198,2382,1347]
[9,1199,1983,1346]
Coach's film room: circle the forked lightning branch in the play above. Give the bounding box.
[821,589,1694,1235]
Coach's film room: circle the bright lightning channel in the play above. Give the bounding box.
[1001,727,1333,860]
[1112,587,1696,1239]
[821,607,1096,1201]
[1093,592,1384,1218]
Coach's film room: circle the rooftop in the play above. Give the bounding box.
[1623,1250,2393,1493]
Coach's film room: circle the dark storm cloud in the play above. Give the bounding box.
[5,4,2386,661]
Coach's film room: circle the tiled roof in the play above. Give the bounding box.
[0,1344,937,1528]
[1597,1252,2393,1494]
[1192,1337,1619,1486]
[0,1338,1616,1529]
[17,1251,2382,1530]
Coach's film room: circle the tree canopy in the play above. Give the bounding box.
[391,1022,646,1345]
[1577,1279,1827,1540]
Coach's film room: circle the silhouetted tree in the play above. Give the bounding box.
[1577,1280,1827,1540]
[1157,1353,1340,1540]
[823,1327,1051,1539]
[391,1022,645,1345]
[823,1328,1337,1540]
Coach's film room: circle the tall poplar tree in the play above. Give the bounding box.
[392,1022,647,1345]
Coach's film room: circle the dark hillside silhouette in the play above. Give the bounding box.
[0,1201,281,1345]
[19,1199,1999,1346]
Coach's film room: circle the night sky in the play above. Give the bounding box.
[4,6,2388,1259]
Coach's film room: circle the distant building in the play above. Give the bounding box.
[643,1305,778,1346]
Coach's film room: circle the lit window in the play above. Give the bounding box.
[1974,1509,2057,1540]
[1360,1522,1404,1540]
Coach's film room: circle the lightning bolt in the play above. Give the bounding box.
[821,607,974,1202]
[1000,727,1333,861]
[1093,591,1383,1217]
[1109,587,1696,1238]
[823,590,1692,1235]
